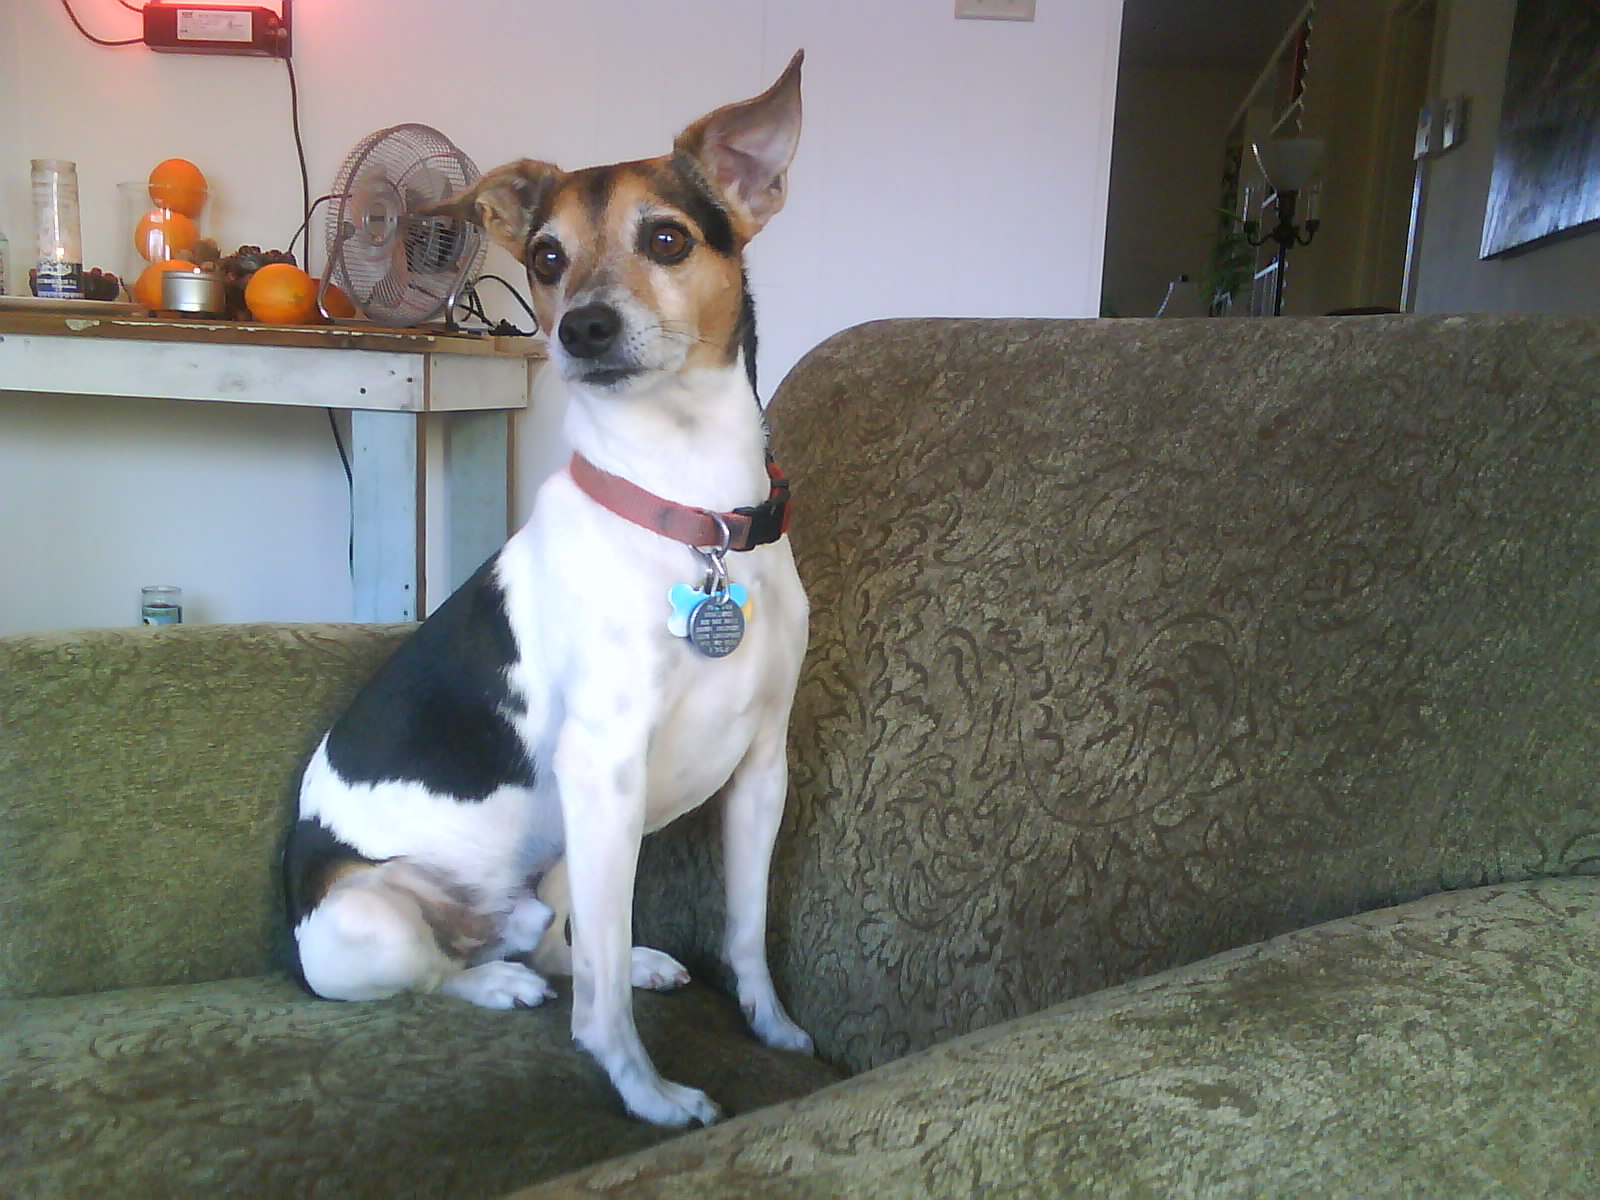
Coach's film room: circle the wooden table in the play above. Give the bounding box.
[0,307,544,621]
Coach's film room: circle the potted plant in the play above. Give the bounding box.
[1200,209,1255,316]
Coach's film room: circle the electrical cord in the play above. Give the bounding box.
[326,411,353,486]
[277,37,354,571]
[457,280,537,338]
[464,273,540,335]
[326,410,354,568]
[458,283,493,327]
[60,0,141,46]
[273,25,350,568]
[285,193,338,264]
[283,54,312,274]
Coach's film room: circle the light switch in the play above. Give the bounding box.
[955,0,1037,21]
[1440,96,1470,152]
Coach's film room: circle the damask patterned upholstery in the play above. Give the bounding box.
[0,624,842,1198]
[516,879,1600,1198]
[3,975,840,1198]
[0,623,410,999]
[637,314,1600,1072]
[2,315,1596,1198]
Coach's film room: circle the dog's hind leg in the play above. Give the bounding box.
[531,858,691,991]
[440,959,555,1008]
[501,892,557,956]
[721,718,814,1054]
[295,862,554,1009]
[628,947,691,991]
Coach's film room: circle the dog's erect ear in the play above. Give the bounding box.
[429,159,563,264]
[675,50,803,238]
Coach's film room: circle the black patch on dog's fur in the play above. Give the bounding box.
[738,272,759,397]
[324,555,537,801]
[282,817,371,929]
[577,166,615,231]
[281,816,372,993]
[663,155,736,257]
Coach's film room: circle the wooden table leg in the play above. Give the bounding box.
[350,409,421,622]
[350,407,513,622]
[445,408,513,592]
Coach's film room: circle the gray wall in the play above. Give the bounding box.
[1412,0,1600,313]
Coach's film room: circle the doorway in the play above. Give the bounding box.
[1368,0,1439,310]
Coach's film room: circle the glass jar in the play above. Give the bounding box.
[32,158,84,300]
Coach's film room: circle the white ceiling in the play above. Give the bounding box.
[1119,0,1309,70]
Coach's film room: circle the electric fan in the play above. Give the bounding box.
[321,123,485,327]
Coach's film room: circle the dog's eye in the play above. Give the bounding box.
[529,238,567,286]
[642,221,693,266]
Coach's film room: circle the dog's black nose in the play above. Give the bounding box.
[558,303,622,360]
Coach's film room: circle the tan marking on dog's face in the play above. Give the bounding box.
[521,158,749,385]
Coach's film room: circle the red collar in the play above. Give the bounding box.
[567,452,791,551]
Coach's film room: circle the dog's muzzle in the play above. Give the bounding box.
[557,303,641,386]
[558,303,620,359]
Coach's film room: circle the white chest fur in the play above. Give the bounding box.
[499,465,808,838]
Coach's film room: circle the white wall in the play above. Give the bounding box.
[0,6,19,276]
[1411,0,1600,313]
[1,0,1123,634]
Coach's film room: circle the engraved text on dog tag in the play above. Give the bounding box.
[686,595,745,658]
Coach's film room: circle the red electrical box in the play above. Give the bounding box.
[143,4,290,57]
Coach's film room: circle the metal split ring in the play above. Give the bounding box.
[692,511,733,599]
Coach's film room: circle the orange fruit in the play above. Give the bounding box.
[148,158,207,217]
[134,259,198,310]
[133,208,200,261]
[317,279,358,320]
[245,262,319,325]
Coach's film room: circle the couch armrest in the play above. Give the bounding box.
[0,622,410,1000]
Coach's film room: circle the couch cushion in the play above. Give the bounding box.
[0,975,842,1199]
[0,622,411,999]
[513,877,1600,1198]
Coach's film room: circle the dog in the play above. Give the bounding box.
[283,51,812,1128]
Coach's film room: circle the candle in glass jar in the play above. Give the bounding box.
[32,159,84,300]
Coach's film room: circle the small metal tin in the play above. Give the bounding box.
[161,269,225,314]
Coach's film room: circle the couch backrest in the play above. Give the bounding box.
[638,314,1600,1074]
[0,622,409,1000]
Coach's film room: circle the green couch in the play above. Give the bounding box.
[3,315,1596,1199]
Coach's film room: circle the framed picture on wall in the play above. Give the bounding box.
[1480,0,1600,257]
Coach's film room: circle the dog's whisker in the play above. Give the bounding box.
[657,322,725,350]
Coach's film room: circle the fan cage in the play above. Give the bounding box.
[324,123,486,327]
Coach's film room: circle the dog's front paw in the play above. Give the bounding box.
[620,1074,723,1128]
[629,946,691,991]
[442,961,555,1010]
[744,999,815,1055]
